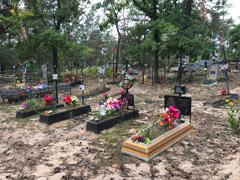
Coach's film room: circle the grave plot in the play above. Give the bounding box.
[0,83,71,103]
[122,55,193,161]
[122,95,193,161]
[78,67,111,100]
[203,52,239,107]
[87,59,139,134]
[40,105,91,125]
[39,95,91,125]
[16,104,64,118]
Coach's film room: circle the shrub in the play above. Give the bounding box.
[226,100,240,136]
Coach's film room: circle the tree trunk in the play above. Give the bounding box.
[53,46,58,71]
[153,29,159,83]
[115,33,121,74]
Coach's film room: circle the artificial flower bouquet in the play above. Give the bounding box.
[93,92,128,121]
[102,93,111,101]
[219,63,230,73]
[220,89,227,95]
[144,74,151,80]
[64,76,79,83]
[203,77,214,84]
[131,106,181,144]
[62,95,79,106]
[18,103,29,111]
[43,94,57,106]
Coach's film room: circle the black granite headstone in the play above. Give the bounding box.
[164,95,191,116]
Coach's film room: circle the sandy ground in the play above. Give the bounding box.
[0,71,240,180]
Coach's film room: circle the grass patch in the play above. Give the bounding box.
[99,120,142,166]
[135,96,153,104]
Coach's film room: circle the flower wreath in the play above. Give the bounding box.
[219,63,229,71]
[116,64,135,90]
[178,58,187,69]
[98,65,106,75]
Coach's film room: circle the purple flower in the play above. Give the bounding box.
[113,101,120,109]
[22,103,29,109]
[139,136,144,142]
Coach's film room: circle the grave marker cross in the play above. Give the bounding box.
[223,46,230,94]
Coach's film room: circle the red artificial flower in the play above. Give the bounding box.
[126,82,130,87]
[160,113,169,118]
[127,70,131,74]
[67,99,72,103]
[220,89,227,95]
[46,102,50,106]
[117,77,120,80]
[172,122,175,125]
[62,98,67,102]
[159,122,164,126]
[169,118,173,122]
[164,118,169,123]
[169,126,172,130]
[239,82,240,86]
[132,135,139,141]
[154,116,158,119]
[65,78,70,82]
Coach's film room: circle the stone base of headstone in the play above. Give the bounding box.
[203,94,238,107]
[86,109,139,134]
[231,70,239,73]
[201,81,218,87]
[121,121,193,162]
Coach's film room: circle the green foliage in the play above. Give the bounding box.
[25,97,44,110]
[228,24,240,58]
[227,102,240,136]
[183,73,195,83]
[83,66,113,78]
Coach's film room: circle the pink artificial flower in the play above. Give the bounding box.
[127,70,131,74]
[171,111,180,119]
[119,88,124,93]
[47,96,53,101]
[62,98,67,102]
[169,106,178,112]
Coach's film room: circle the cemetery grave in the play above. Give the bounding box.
[0,71,240,179]
[1,0,240,178]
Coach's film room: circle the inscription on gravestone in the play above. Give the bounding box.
[207,64,218,81]
[164,95,191,116]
